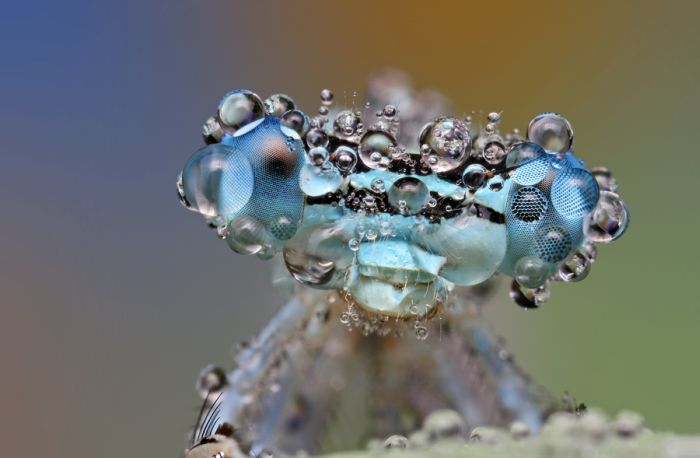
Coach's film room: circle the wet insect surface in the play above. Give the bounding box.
[178,70,629,456]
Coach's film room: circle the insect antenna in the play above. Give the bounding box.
[190,390,224,446]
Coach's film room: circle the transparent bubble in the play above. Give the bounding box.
[217,89,265,134]
[557,249,591,282]
[320,88,334,105]
[462,164,488,190]
[514,255,550,288]
[482,137,506,165]
[333,110,361,137]
[348,238,360,251]
[299,164,344,196]
[505,141,546,168]
[280,109,309,137]
[358,130,397,170]
[487,112,501,123]
[584,191,629,243]
[195,364,227,398]
[526,112,573,153]
[264,93,295,117]
[387,177,429,214]
[225,215,270,255]
[307,146,328,166]
[305,128,329,148]
[591,166,618,192]
[419,117,471,172]
[333,146,358,173]
[181,144,253,220]
[509,279,550,309]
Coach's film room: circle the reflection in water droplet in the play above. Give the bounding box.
[419,117,471,172]
[264,93,295,117]
[387,177,429,214]
[359,130,396,170]
[584,191,629,243]
[526,112,573,153]
[514,256,550,288]
[217,89,265,134]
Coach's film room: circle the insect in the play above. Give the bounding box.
[178,70,629,456]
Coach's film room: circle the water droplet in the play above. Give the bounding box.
[305,128,329,148]
[180,144,253,221]
[280,109,309,137]
[509,279,550,309]
[505,142,546,168]
[387,177,429,214]
[383,104,397,118]
[263,93,295,117]
[419,117,471,172]
[333,146,358,173]
[307,146,329,166]
[482,136,506,165]
[225,215,270,255]
[333,110,361,137]
[584,191,629,243]
[514,256,550,288]
[371,178,386,193]
[557,249,591,282]
[487,112,501,123]
[202,116,223,143]
[462,164,488,190]
[366,229,378,241]
[300,164,344,196]
[217,89,265,134]
[195,364,227,398]
[320,88,334,105]
[527,112,573,153]
[348,238,360,251]
[591,166,618,192]
[359,130,397,170]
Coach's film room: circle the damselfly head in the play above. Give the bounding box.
[178,71,629,322]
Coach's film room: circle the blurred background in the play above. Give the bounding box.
[1,1,698,456]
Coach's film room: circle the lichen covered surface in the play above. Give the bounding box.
[317,409,700,458]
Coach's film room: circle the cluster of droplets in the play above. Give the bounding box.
[505,114,629,309]
[180,83,629,317]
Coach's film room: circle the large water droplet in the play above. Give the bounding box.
[225,215,270,255]
[264,93,295,117]
[217,89,265,134]
[333,146,358,173]
[514,255,550,288]
[584,191,629,243]
[387,177,429,214]
[359,130,397,170]
[299,164,344,196]
[505,142,546,168]
[509,279,550,309]
[180,144,253,221]
[333,110,361,137]
[526,112,573,153]
[462,164,488,190]
[419,117,471,172]
[557,249,591,282]
[280,109,309,137]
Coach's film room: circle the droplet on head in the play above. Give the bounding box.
[514,256,550,288]
[263,93,295,117]
[358,130,397,170]
[419,117,471,172]
[217,89,265,134]
[387,177,429,214]
[462,164,488,190]
[584,191,629,243]
[280,109,309,137]
[527,112,574,153]
[333,146,358,173]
